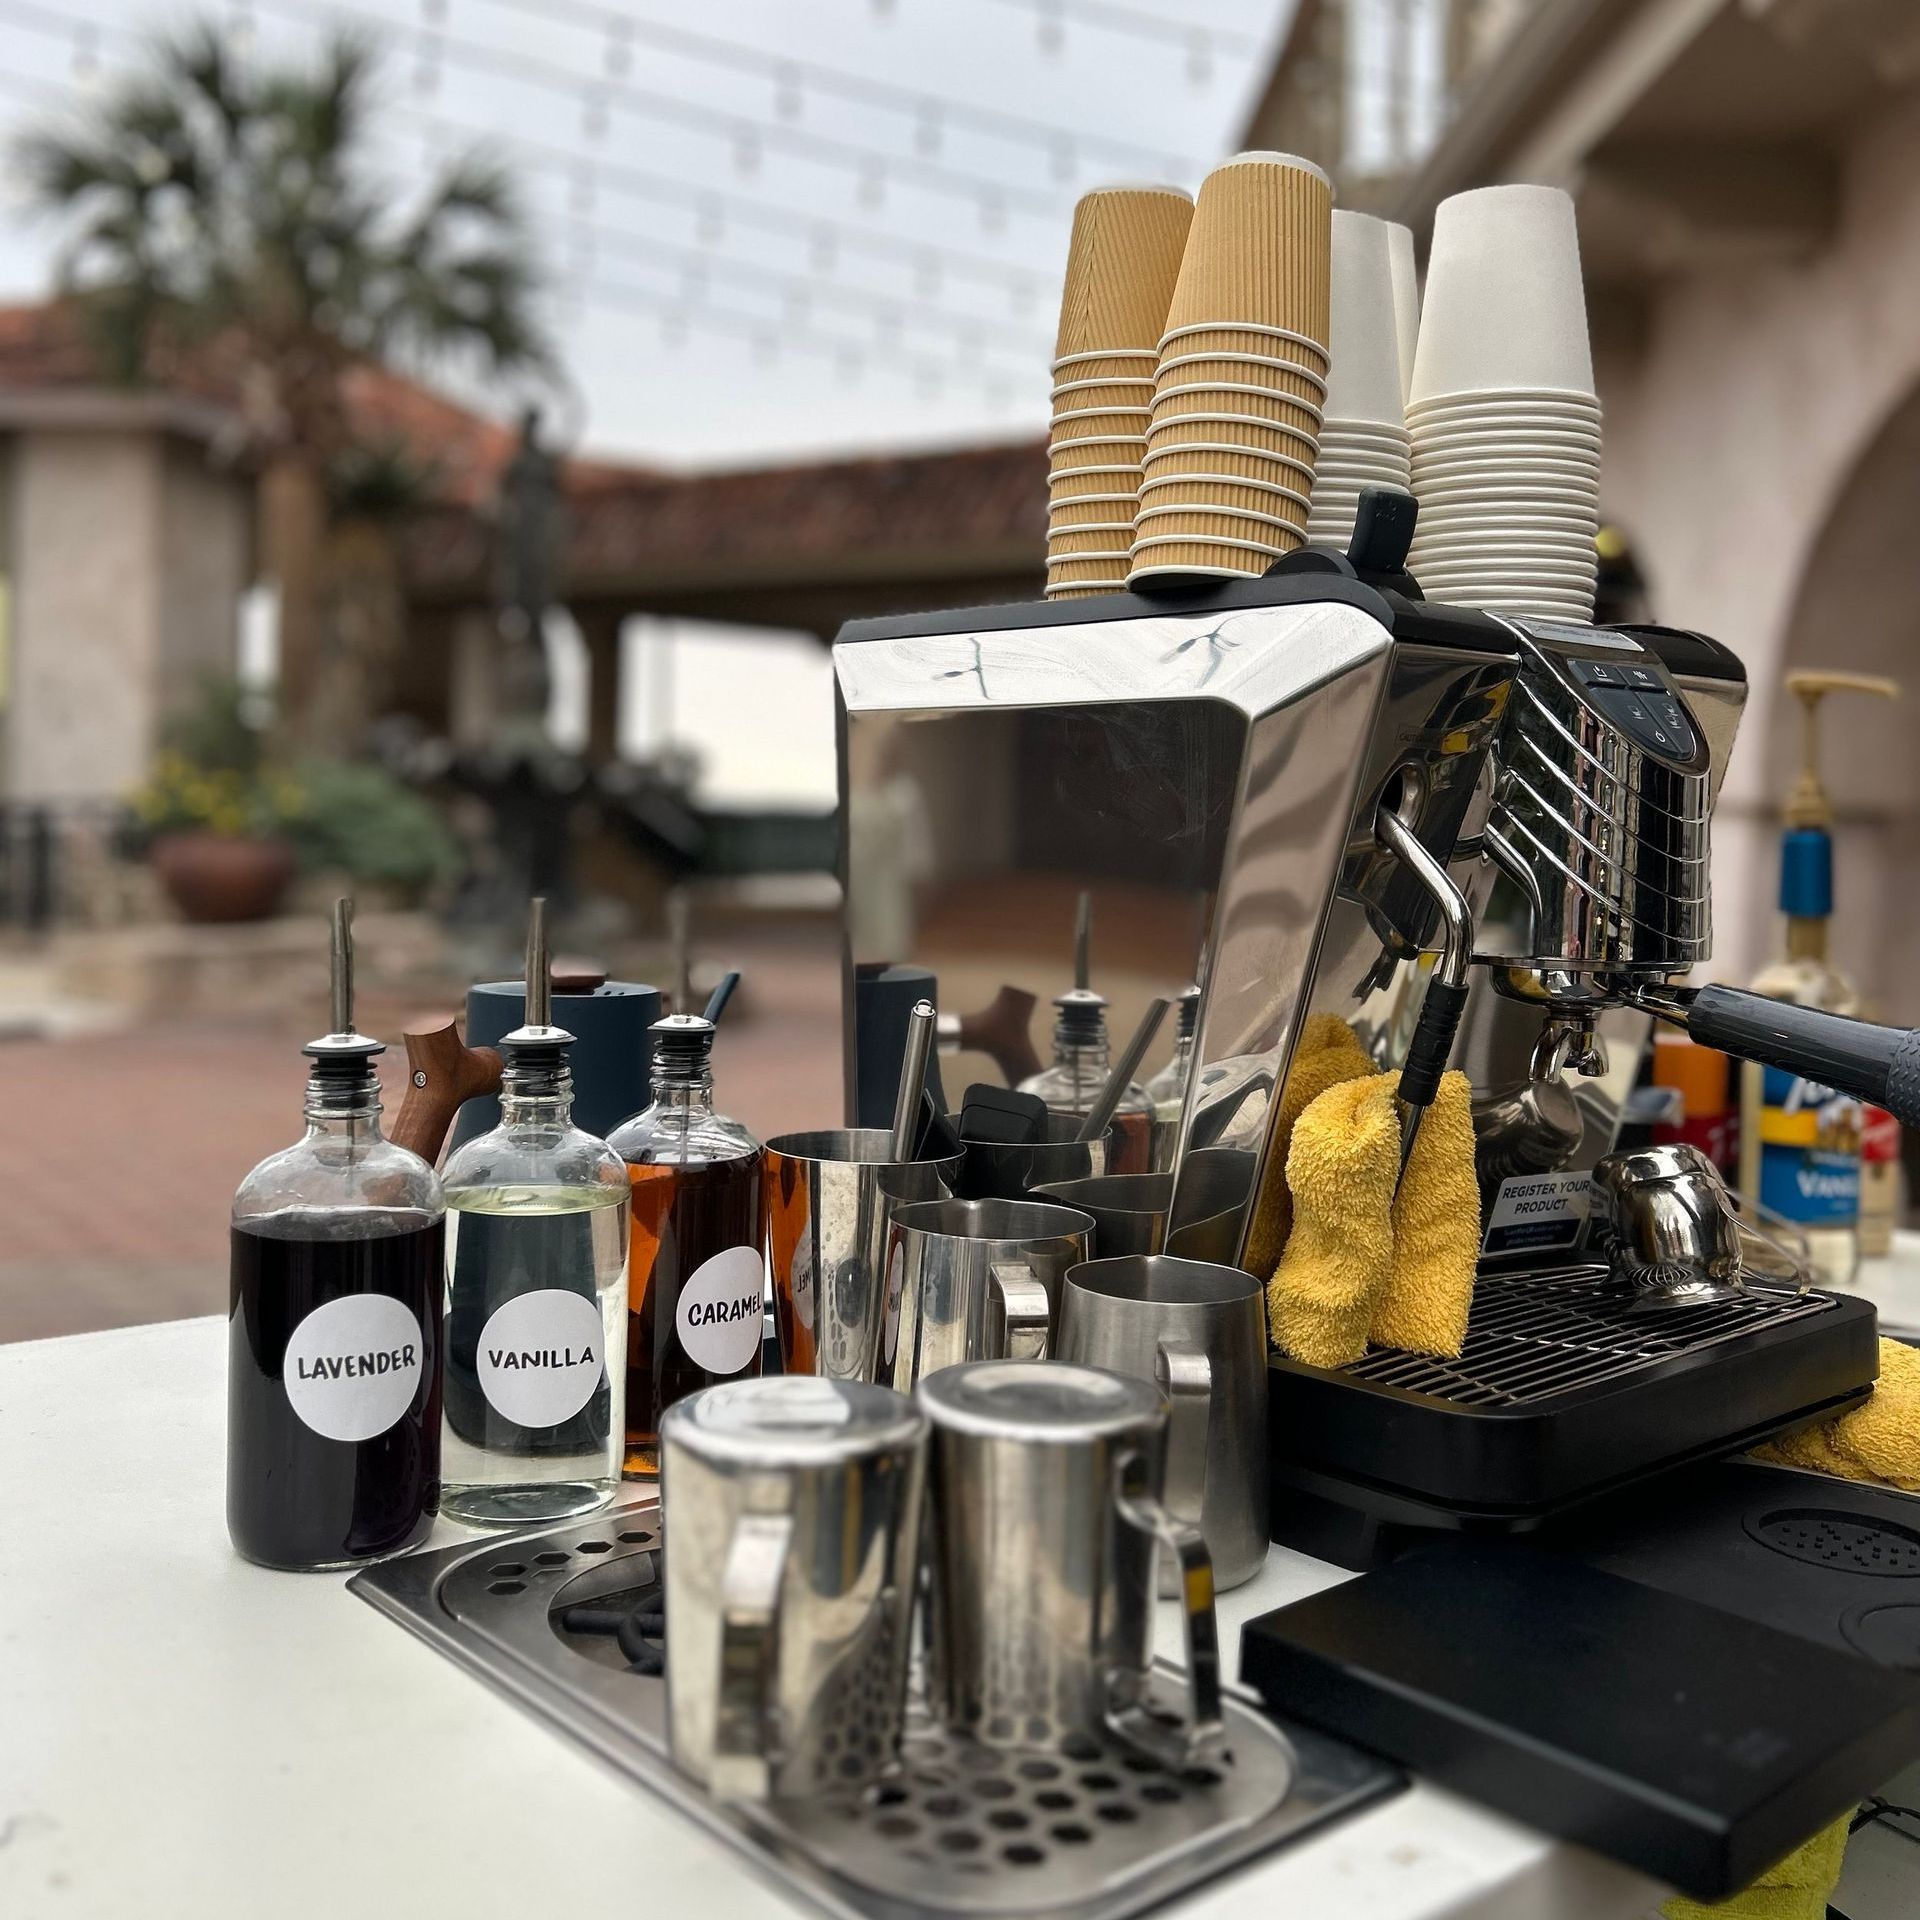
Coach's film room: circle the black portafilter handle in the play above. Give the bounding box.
[1678,984,1920,1128]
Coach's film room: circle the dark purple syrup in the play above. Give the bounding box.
[227,1208,444,1569]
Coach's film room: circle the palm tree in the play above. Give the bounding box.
[14,23,548,739]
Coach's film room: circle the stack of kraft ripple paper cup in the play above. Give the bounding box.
[1047,184,1194,599]
[1305,209,1413,552]
[1406,184,1602,622]
[1128,152,1333,588]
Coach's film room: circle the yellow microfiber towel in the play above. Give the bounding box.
[1265,1071,1398,1368]
[1372,1067,1480,1359]
[1242,1014,1379,1278]
[1660,1812,1849,1920]
[1752,1336,1920,1493]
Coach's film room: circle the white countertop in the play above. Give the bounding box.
[0,1315,1667,1920]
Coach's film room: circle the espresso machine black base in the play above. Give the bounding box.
[1266,1265,1879,1565]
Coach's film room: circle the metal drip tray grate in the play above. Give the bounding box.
[352,1498,1399,1920]
[1343,1263,1839,1408]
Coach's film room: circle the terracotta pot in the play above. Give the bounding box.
[150,832,298,924]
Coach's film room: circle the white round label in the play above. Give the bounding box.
[283,1293,424,1442]
[788,1236,815,1332]
[676,1245,766,1375]
[477,1289,606,1428]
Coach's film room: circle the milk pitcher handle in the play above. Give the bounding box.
[711,1505,794,1801]
[988,1260,1052,1361]
[1108,1451,1225,1769]
[1155,1339,1212,1525]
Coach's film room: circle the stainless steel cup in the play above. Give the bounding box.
[916,1359,1224,1768]
[1058,1255,1270,1590]
[1032,1173,1172,1257]
[881,1197,1094,1391]
[1164,1147,1257,1265]
[956,1113,1121,1201]
[765,1128,964,1382]
[1593,1142,1805,1309]
[661,1376,929,1802]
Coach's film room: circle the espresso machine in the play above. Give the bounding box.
[834,512,1920,1550]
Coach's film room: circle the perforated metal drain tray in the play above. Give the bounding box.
[351,1495,1399,1920]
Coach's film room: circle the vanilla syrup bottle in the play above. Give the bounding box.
[440,901,629,1524]
[227,901,445,1570]
[608,1008,765,1477]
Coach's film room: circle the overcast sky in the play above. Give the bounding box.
[0,0,1296,469]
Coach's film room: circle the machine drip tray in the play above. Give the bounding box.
[1268,1264,1881,1528]
[351,1496,1400,1920]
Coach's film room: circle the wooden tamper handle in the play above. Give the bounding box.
[390,1015,503,1164]
[940,985,1042,1088]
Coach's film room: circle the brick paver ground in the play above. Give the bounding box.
[0,926,843,1343]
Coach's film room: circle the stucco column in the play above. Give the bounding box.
[576,605,626,766]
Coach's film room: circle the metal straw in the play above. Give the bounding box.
[329,897,354,1035]
[702,969,742,1027]
[1077,996,1170,1144]
[890,999,937,1161]
[524,896,552,1030]
[1073,890,1092,992]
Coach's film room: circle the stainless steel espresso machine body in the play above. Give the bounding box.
[833,574,1516,1264]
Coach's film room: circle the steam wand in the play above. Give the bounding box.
[1375,806,1473,1194]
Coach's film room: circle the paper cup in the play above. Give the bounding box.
[1386,220,1418,406]
[1155,354,1330,403]
[1313,454,1412,482]
[1163,152,1333,349]
[1049,539,1136,565]
[1320,417,1413,452]
[1413,426,1603,458]
[1054,184,1196,361]
[1142,444,1318,486]
[1052,378,1158,413]
[1052,349,1161,381]
[1136,499,1307,542]
[1417,505,1597,531]
[1412,526,1598,553]
[1050,433,1150,471]
[1049,495,1139,529]
[1049,464,1143,497]
[1051,407,1156,439]
[1148,406,1324,448]
[1052,552,1144,586]
[1325,209,1406,430]
[1044,581,1125,599]
[1127,535,1298,584]
[1410,184,1593,404]
[1141,479,1314,524]
[1408,387,1602,421]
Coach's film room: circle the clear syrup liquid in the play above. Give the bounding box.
[441,1184,629,1525]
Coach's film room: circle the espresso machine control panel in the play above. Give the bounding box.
[1509,620,1712,776]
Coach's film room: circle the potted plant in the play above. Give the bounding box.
[128,674,307,923]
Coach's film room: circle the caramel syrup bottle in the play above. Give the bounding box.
[608,1014,765,1476]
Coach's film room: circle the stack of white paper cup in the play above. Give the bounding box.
[1405,185,1600,621]
[1129,152,1333,587]
[1048,184,1193,597]
[1306,211,1412,552]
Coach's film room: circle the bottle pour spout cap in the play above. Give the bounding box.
[501,897,577,1053]
[303,897,384,1067]
[650,1010,717,1071]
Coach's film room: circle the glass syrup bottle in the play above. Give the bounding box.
[1020,988,1154,1174]
[608,1005,765,1477]
[228,900,445,1571]
[440,900,629,1524]
[1144,986,1201,1172]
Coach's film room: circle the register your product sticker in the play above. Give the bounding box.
[1482,1171,1594,1255]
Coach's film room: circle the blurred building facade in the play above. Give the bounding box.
[1249,0,1920,1022]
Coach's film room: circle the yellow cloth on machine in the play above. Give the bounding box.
[1752,1337,1920,1493]
[1265,1072,1398,1368]
[1660,1812,1849,1920]
[1264,1066,1480,1368]
[1242,1015,1377,1278]
[1370,1068,1480,1360]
